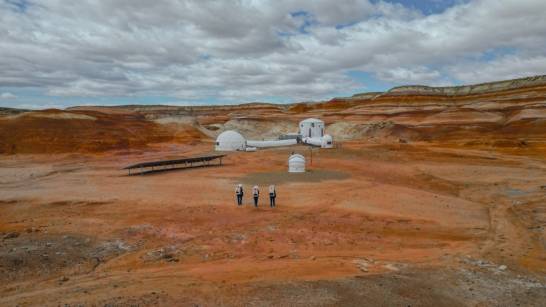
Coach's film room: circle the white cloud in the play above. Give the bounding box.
[0,92,17,99]
[375,67,442,84]
[0,0,545,105]
[449,54,546,84]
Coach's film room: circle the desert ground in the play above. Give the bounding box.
[1,76,546,306]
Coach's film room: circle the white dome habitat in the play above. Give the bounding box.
[299,118,325,138]
[215,130,246,151]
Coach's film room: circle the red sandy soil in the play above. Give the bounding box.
[1,141,545,306]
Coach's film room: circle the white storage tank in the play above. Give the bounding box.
[288,154,306,173]
[321,134,333,148]
[299,118,324,138]
[215,130,246,151]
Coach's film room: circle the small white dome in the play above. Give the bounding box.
[288,154,306,173]
[215,130,246,151]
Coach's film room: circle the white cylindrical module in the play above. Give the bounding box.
[245,146,257,152]
[288,154,306,173]
[215,130,246,151]
[299,118,324,138]
[302,137,322,147]
[246,139,297,148]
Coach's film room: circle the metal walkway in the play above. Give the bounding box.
[123,154,226,175]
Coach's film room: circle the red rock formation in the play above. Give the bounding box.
[0,109,204,154]
[2,75,545,154]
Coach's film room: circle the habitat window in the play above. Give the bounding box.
[216,142,219,145]
[327,141,332,145]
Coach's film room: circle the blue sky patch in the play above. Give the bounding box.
[376,0,468,15]
[290,10,317,34]
[347,71,396,93]
[5,0,30,13]
[480,47,517,62]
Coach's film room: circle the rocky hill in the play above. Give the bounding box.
[289,75,546,149]
[0,109,205,154]
[386,75,546,96]
[2,74,545,154]
[0,107,30,116]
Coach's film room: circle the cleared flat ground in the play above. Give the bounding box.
[1,141,545,306]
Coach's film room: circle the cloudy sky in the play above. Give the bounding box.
[1,0,545,109]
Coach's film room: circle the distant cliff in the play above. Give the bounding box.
[0,107,30,116]
[388,75,546,96]
[346,74,546,99]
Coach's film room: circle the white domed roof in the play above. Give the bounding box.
[299,118,324,124]
[215,130,246,151]
[289,154,305,162]
[218,130,244,139]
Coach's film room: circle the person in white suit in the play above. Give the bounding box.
[269,185,276,208]
[252,185,260,207]
[235,184,244,206]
